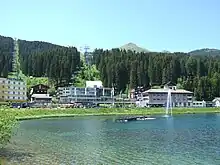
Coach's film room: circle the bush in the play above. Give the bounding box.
[0,110,16,147]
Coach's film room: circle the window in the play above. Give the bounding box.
[18,97,20,99]
[13,97,15,99]
[8,81,10,84]
[13,91,15,94]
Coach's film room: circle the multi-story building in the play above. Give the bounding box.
[57,80,114,104]
[139,82,193,107]
[57,86,113,103]
[0,78,27,102]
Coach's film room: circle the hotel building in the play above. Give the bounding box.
[0,78,27,102]
[137,82,193,107]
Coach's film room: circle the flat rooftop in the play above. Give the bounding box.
[143,88,193,94]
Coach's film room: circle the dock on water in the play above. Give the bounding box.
[116,116,155,122]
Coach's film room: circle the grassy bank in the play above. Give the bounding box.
[2,107,220,120]
[0,110,16,148]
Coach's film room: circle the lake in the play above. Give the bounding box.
[2,114,220,164]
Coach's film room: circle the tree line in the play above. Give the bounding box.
[18,40,81,87]
[0,36,81,88]
[2,35,220,100]
[0,35,13,77]
[93,49,220,101]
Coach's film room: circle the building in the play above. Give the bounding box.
[31,94,52,104]
[30,84,50,94]
[140,82,193,107]
[130,86,149,99]
[86,81,103,88]
[57,86,113,103]
[0,78,27,102]
[193,100,206,107]
[30,84,52,106]
[212,98,220,107]
[57,81,113,104]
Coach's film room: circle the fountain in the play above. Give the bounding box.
[164,89,172,117]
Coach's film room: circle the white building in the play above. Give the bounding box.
[57,81,113,103]
[86,81,103,88]
[212,98,220,107]
[138,82,193,107]
[31,94,52,103]
[193,100,206,107]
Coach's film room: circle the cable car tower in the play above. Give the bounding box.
[80,45,92,66]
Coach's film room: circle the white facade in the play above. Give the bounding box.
[86,81,103,88]
[193,100,206,107]
[57,86,113,103]
[213,98,220,107]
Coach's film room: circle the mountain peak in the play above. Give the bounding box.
[120,43,149,53]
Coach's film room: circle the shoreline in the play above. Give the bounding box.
[13,108,220,120]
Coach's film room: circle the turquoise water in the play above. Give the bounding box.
[3,114,220,164]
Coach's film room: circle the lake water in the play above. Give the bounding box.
[2,114,220,165]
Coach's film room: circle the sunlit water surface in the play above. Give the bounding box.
[2,114,220,165]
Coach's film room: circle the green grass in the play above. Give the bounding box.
[0,110,16,147]
[1,107,220,120]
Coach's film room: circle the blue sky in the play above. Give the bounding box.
[1,0,220,52]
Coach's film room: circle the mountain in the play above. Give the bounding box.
[189,48,220,56]
[120,43,149,53]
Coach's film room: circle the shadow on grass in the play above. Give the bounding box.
[0,148,34,163]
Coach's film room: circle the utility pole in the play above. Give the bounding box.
[80,45,91,65]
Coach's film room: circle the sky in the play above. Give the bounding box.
[1,0,220,52]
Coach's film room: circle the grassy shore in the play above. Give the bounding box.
[1,107,220,120]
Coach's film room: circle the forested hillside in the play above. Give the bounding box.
[2,34,220,100]
[0,35,13,77]
[18,40,81,87]
[93,49,220,101]
[0,36,81,87]
[189,48,220,56]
